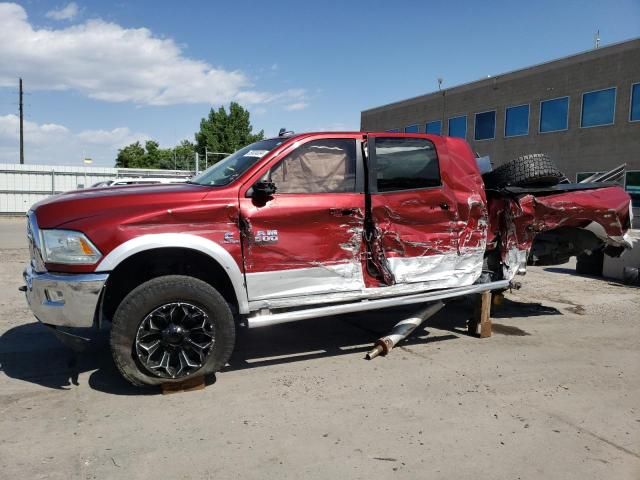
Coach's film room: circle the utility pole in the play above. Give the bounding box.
[19,78,24,164]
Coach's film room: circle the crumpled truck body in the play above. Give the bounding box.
[23,132,632,330]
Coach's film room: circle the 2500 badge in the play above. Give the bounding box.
[254,229,278,243]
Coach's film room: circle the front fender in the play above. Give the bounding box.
[95,233,249,314]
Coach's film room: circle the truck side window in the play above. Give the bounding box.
[375,137,440,192]
[269,139,356,193]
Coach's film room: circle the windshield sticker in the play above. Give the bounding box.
[244,150,269,158]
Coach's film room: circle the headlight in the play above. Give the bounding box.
[41,230,102,264]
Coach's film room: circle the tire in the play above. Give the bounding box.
[483,153,564,188]
[110,275,235,387]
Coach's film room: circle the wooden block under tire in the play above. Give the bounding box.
[161,375,206,394]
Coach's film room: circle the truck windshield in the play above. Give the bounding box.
[190,138,285,186]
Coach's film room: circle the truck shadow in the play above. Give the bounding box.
[0,306,460,395]
[544,267,640,289]
[0,298,561,395]
[490,297,561,318]
[226,305,460,372]
[0,322,144,395]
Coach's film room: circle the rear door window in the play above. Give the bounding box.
[374,137,440,192]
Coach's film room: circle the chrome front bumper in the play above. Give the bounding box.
[23,263,109,328]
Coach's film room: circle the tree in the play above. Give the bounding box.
[115,141,146,168]
[114,102,261,170]
[173,140,195,170]
[115,140,191,170]
[195,102,264,163]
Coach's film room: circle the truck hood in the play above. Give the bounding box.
[33,183,210,228]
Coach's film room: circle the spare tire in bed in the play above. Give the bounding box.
[483,153,564,188]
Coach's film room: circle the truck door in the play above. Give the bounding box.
[239,135,366,303]
[366,135,484,289]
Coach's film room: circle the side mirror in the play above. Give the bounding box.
[252,180,277,198]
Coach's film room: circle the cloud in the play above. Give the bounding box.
[0,114,149,165]
[0,3,306,107]
[284,102,309,111]
[45,2,79,20]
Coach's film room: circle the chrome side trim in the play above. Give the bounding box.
[246,280,510,328]
[27,211,46,272]
[23,263,108,328]
[95,233,249,314]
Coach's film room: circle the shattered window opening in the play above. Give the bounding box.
[268,139,357,194]
[375,137,440,192]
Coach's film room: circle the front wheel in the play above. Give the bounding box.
[110,275,235,387]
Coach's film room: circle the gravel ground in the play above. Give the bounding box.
[0,217,639,479]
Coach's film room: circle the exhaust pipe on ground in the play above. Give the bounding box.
[365,301,445,360]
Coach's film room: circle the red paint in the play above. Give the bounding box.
[239,193,364,274]
[487,186,631,261]
[31,132,631,289]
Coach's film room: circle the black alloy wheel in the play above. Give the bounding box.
[135,302,215,379]
[110,275,235,387]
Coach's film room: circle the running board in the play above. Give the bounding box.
[246,280,510,328]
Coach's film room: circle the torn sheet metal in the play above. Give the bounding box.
[245,262,364,301]
[502,247,529,281]
[387,250,483,286]
[489,185,633,278]
[239,193,366,301]
[370,137,488,286]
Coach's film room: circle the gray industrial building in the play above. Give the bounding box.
[360,38,640,199]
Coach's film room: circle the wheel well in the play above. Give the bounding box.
[529,226,602,265]
[101,247,238,323]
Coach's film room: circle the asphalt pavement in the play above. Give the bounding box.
[0,217,639,479]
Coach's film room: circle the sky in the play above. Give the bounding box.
[0,0,639,166]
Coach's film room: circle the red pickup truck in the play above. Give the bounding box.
[23,132,633,386]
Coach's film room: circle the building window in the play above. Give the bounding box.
[425,120,442,134]
[627,171,640,208]
[404,124,419,133]
[631,83,640,122]
[448,115,466,138]
[474,110,496,140]
[581,87,616,127]
[539,96,569,133]
[385,128,400,133]
[576,171,600,182]
[505,104,529,137]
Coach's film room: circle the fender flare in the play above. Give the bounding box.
[95,233,249,314]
